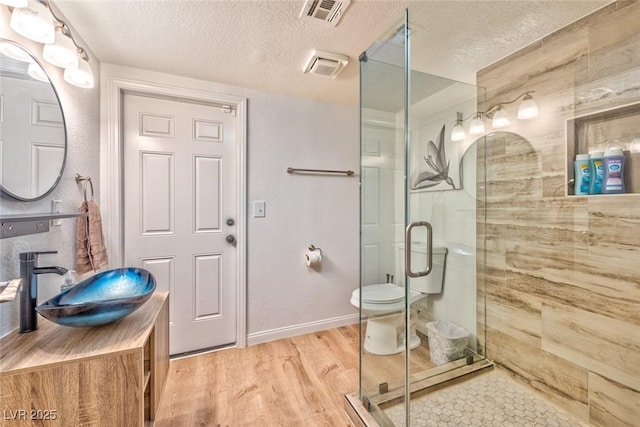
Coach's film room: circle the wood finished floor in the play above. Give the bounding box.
[154,325,361,426]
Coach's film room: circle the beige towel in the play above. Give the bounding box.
[76,200,108,274]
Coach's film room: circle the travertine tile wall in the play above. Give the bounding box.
[476,1,640,425]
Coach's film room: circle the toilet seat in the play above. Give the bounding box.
[351,284,425,315]
[357,284,404,304]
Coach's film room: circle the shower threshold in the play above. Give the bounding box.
[345,363,588,427]
[345,357,493,427]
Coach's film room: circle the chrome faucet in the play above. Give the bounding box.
[19,251,68,333]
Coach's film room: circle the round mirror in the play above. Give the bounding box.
[0,39,67,201]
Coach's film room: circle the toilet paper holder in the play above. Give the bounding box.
[308,244,322,255]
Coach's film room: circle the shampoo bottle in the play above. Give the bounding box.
[602,148,625,194]
[574,153,591,195]
[588,151,604,194]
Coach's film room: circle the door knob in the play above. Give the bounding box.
[226,218,235,226]
[226,235,236,245]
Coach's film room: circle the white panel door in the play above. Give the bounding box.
[361,124,397,285]
[30,143,64,196]
[124,94,238,355]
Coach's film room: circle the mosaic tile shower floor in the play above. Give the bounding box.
[383,369,587,427]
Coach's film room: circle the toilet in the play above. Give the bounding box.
[352,245,447,355]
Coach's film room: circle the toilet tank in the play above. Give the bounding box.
[396,244,448,294]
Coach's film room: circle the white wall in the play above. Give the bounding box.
[404,84,480,344]
[0,7,101,337]
[100,64,360,345]
[0,6,359,342]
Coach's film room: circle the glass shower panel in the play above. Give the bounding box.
[357,9,488,427]
[359,15,410,427]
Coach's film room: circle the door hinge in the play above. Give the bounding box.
[221,105,236,117]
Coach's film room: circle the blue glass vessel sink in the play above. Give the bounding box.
[36,268,156,327]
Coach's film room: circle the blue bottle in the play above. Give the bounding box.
[602,148,625,194]
[574,154,590,195]
[588,151,604,194]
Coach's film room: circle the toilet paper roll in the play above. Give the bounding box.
[305,249,322,267]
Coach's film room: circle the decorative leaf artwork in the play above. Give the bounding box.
[412,125,456,190]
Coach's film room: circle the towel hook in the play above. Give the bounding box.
[75,174,94,202]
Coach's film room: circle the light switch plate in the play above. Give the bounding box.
[254,201,266,218]
[51,200,62,226]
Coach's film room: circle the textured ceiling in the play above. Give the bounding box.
[52,0,611,106]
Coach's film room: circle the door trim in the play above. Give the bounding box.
[101,72,247,348]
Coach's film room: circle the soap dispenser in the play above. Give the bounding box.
[602,148,626,194]
[60,270,77,292]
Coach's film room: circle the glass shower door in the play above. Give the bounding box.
[358,8,488,427]
[359,14,410,427]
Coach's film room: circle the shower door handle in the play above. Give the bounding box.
[405,221,433,278]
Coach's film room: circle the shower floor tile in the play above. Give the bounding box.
[383,369,587,427]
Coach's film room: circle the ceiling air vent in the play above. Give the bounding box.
[299,0,352,26]
[303,50,349,79]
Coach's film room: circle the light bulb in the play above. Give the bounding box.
[469,114,485,135]
[64,54,94,88]
[517,93,538,119]
[27,62,49,82]
[492,106,510,129]
[450,122,465,142]
[10,0,55,44]
[0,0,28,7]
[43,27,79,69]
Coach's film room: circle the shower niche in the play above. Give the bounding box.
[566,101,640,196]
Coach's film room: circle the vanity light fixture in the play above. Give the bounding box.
[9,0,55,44]
[63,49,93,88]
[5,0,94,88]
[449,91,538,140]
[43,25,78,69]
[0,0,27,8]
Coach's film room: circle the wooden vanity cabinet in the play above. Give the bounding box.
[0,292,169,426]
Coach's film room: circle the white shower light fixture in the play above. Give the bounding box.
[491,106,511,129]
[517,93,539,119]
[469,114,486,135]
[303,50,349,79]
[452,91,538,136]
[450,112,466,142]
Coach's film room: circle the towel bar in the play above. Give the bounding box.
[287,167,354,176]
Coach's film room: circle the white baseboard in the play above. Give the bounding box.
[247,313,359,346]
